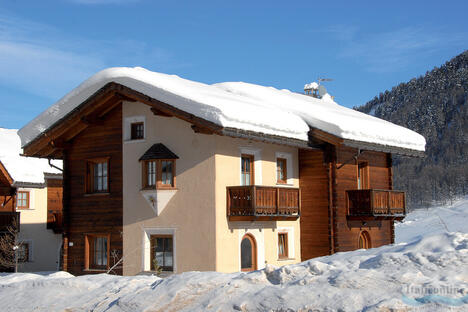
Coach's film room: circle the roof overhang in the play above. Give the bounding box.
[21,82,423,158]
[308,127,424,157]
[21,83,316,158]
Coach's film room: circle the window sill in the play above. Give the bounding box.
[16,208,34,210]
[140,187,178,191]
[124,139,146,144]
[277,257,295,261]
[83,192,110,197]
[276,183,295,187]
[83,268,108,272]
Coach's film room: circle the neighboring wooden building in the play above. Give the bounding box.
[18,68,425,276]
[0,128,63,272]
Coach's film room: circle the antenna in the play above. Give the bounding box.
[317,77,333,85]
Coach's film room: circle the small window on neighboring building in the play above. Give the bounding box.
[276,158,287,184]
[278,232,288,259]
[131,122,144,140]
[150,235,173,271]
[359,231,371,249]
[85,234,110,270]
[86,158,109,193]
[17,242,29,262]
[241,154,254,186]
[357,161,369,189]
[17,191,29,209]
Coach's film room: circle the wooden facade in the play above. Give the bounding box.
[62,104,123,275]
[299,144,399,261]
[46,177,64,233]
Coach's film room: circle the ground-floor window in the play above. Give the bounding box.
[17,242,29,262]
[278,232,288,259]
[359,231,371,249]
[241,234,257,272]
[150,235,173,271]
[85,234,110,270]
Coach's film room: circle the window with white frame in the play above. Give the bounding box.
[275,152,293,184]
[124,116,146,142]
[277,227,294,259]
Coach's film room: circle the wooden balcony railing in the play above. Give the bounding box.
[0,212,20,232]
[227,186,300,221]
[346,189,406,220]
[47,210,64,234]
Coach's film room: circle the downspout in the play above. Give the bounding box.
[48,158,63,172]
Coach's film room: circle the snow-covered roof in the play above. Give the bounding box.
[18,67,426,153]
[0,128,62,184]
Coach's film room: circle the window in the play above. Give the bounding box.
[17,191,29,209]
[145,161,157,187]
[131,122,144,140]
[17,242,29,262]
[240,234,257,272]
[241,154,254,186]
[276,158,287,184]
[359,231,371,249]
[278,232,288,259]
[357,161,369,189]
[86,158,109,193]
[85,234,110,270]
[150,235,173,271]
[143,159,176,188]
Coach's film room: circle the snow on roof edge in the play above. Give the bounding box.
[18,67,426,153]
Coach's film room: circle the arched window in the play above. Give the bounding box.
[240,234,257,272]
[359,231,371,249]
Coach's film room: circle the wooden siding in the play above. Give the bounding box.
[333,146,393,251]
[299,149,331,260]
[47,178,64,233]
[63,104,123,275]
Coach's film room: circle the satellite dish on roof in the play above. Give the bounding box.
[318,85,327,97]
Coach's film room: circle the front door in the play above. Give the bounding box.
[240,234,257,271]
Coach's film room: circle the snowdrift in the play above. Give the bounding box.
[0,232,466,311]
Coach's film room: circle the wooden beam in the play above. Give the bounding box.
[151,107,173,117]
[0,186,15,196]
[309,128,344,146]
[191,125,214,135]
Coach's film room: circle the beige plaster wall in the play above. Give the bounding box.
[122,101,217,275]
[122,101,301,275]
[16,187,62,272]
[214,136,302,272]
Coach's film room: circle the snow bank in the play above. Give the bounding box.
[18,67,426,153]
[1,231,466,311]
[396,197,468,243]
[0,128,62,184]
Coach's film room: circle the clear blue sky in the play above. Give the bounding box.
[0,0,467,129]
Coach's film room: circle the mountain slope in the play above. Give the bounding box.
[357,50,468,207]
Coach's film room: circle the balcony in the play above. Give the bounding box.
[0,212,20,233]
[47,210,64,234]
[346,189,406,220]
[227,186,300,221]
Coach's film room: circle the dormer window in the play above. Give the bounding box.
[140,144,178,189]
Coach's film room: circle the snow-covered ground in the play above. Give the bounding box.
[1,199,467,311]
